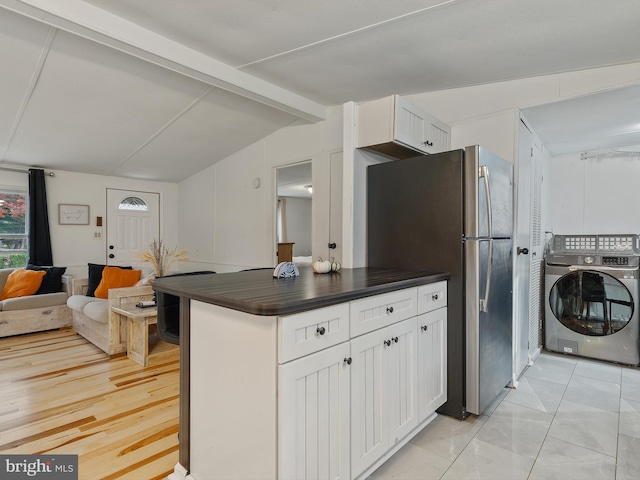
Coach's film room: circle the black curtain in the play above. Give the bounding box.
[28,168,53,266]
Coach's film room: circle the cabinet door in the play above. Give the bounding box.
[422,120,450,154]
[394,95,427,152]
[417,308,447,421]
[350,327,389,478]
[386,317,419,445]
[279,343,351,480]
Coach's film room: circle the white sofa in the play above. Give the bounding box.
[67,278,153,356]
[0,268,72,337]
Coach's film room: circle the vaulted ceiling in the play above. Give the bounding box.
[1,0,639,181]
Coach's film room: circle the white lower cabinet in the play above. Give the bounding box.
[417,307,447,421]
[187,284,447,480]
[350,317,418,479]
[279,342,351,480]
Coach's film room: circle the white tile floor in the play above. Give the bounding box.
[369,352,640,480]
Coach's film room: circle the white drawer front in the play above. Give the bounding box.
[279,303,349,363]
[350,288,417,338]
[417,281,447,314]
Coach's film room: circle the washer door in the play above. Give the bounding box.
[549,270,634,336]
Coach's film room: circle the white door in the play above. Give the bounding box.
[386,317,418,445]
[417,308,447,421]
[106,189,160,266]
[312,151,343,263]
[528,138,544,359]
[350,327,389,478]
[514,119,533,379]
[328,151,343,264]
[279,342,351,480]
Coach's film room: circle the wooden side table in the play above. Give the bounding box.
[111,305,177,366]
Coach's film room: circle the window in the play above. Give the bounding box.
[0,189,28,268]
[119,196,149,211]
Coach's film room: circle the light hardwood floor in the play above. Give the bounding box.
[0,327,179,480]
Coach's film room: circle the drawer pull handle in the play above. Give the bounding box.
[386,306,394,314]
[344,357,352,365]
[421,325,428,332]
[316,326,326,336]
[432,294,439,301]
[393,336,399,343]
[384,340,391,347]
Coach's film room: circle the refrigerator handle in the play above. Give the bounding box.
[479,165,492,237]
[479,239,493,313]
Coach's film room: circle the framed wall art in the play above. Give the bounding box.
[58,204,90,225]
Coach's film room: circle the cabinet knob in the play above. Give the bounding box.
[316,326,326,336]
[386,306,394,314]
[393,336,399,343]
[328,243,337,249]
[423,140,434,147]
[108,254,115,259]
[421,325,428,332]
[343,357,352,365]
[384,340,391,347]
[432,294,439,301]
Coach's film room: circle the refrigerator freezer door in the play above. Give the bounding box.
[464,146,513,239]
[465,238,513,415]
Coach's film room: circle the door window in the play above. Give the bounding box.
[119,196,149,211]
[549,270,633,336]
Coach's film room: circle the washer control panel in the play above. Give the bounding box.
[551,234,640,254]
[602,256,630,266]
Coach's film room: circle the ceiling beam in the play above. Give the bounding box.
[0,0,326,123]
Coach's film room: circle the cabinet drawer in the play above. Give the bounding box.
[350,288,417,338]
[279,303,349,363]
[418,281,447,314]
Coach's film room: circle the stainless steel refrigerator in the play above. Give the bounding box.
[367,145,513,419]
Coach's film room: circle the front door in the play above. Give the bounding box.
[106,189,160,266]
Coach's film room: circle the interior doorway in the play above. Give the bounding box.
[275,162,312,265]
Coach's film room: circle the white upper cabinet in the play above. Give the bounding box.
[356,95,450,159]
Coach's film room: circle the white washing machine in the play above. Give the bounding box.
[544,234,640,366]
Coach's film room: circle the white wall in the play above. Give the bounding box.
[178,106,343,273]
[342,63,640,261]
[176,62,640,271]
[547,153,640,234]
[7,62,637,278]
[1,169,178,278]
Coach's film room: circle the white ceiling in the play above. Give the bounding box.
[522,84,640,156]
[1,0,640,181]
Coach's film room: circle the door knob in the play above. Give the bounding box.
[517,247,529,255]
[328,243,337,249]
[108,254,115,259]
[109,245,114,250]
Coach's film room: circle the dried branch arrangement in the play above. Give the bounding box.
[137,239,188,277]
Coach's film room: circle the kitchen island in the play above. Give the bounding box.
[153,266,449,480]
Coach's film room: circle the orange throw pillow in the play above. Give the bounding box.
[0,269,47,300]
[94,266,142,299]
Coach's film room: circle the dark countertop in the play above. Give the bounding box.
[152,267,449,316]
